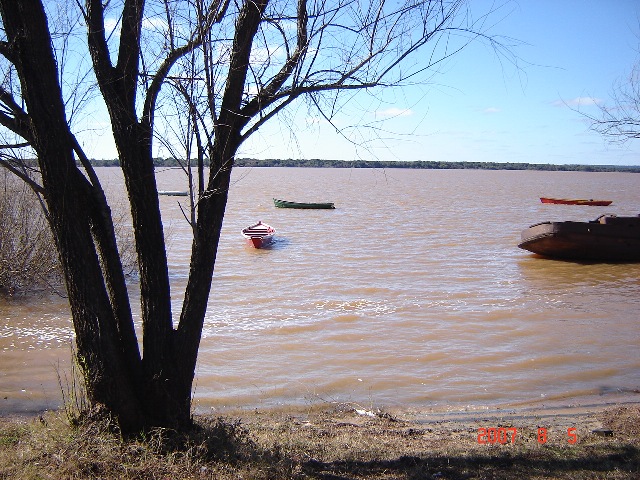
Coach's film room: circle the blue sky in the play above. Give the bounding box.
[235,1,640,166]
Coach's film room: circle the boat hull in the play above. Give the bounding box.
[246,235,274,248]
[273,198,335,209]
[518,215,640,261]
[540,197,612,206]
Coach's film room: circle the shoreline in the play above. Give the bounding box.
[4,391,640,421]
[6,398,640,441]
[215,396,640,433]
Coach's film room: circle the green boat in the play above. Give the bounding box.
[273,198,335,209]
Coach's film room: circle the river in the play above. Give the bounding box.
[1,167,639,415]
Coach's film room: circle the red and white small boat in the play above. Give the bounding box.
[241,221,276,248]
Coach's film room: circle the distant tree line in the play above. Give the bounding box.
[234,158,640,172]
[84,157,640,172]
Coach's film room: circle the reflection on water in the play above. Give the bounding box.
[1,168,640,414]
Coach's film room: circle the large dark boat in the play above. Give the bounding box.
[518,214,640,261]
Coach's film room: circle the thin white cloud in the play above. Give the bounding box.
[142,17,168,32]
[553,96,602,108]
[375,108,413,118]
[251,46,285,63]
[483,107,500,114]
[104,18,121,37]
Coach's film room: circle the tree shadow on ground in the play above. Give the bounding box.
[151,415,640,479]
[299,446,640,479]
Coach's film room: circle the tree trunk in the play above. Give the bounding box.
[171,0,268,417]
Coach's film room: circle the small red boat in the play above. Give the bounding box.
[241,221,275,248]
[540,197,612,206]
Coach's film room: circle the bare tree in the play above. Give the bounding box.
[588,60,640,142]
[0,0,513,432]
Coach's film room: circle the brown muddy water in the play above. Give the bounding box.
[1,167,639,415]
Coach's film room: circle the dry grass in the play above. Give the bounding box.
[1,403,638,479]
